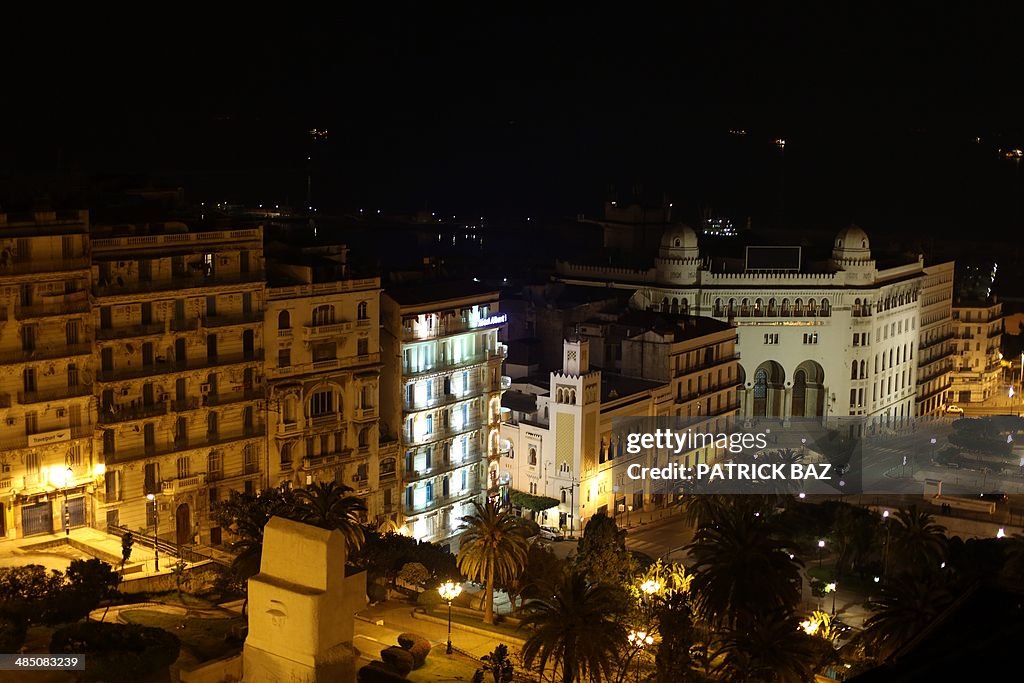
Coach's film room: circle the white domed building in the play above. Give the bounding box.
[557,225,956,423]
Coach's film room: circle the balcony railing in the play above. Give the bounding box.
[19,385,91,405]
[266,352,381,378]
[673,353,741,378]
[0,257,90,277]
[205,387,265,407]
[171,311,263,332]
[354,406,377,421]
[405,415,492,447]
[403,348,506,380]
[0,343,92,366]
[404,458,481,484]
[96,322,166,340]
[303,320,355,340]
[95,350,263,383]
[161,472,207,495]
[18,299,91,320]
[404,484,482,517]
[104,425,266,463]
[402,315,505,342]
[94,271,264,298]
[99,401,168,424]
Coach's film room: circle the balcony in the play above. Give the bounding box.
[402,314,506,342]
[405,483,482,517]
[404,458,480,484]
[18,385,91,405]
[674,379,743,404]
[96,322,166,341]
[277,420,301,437]
[266,352,381,378]
[99,401,167,424]
[354,406,377,421]
[403,348,507,380]
[161,472,208,495]
[0,343,92,367]
[405,415,492,447]
[205,387,266,407]
[0,257,90,277]
[309,413,341,431]
[300,450,360,471]
[919,332,955,350]
[94,271,264,299]
[171,311,263,332]
[303,320,355,341]
[104,425,266,463]
[95,350,264,383]
[17,299,91,320]
[673,353,741,378]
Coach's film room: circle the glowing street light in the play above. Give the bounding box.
[817,539,826,568]
[437,581,462,654]
[146,492,159,571]
[627,630,654,683]
[639,579,662,597]
[824,581,838,614]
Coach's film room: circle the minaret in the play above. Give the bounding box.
[549,339,601,535]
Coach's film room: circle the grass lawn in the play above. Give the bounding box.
[807,565,876,594]
[120,609,244,662]
[430,606,526,641]
[407,644,480,682]
[132,591,218,608]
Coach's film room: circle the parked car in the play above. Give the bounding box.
[978,491,1009,503]
[538,526,564,541]
[945,404,965,415]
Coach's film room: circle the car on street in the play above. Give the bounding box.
[978,491,1009,503]
[538,526,564,541]
[945,404,965,415]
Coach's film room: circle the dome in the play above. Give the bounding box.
[831,225,871,261]
[659,225,699,255]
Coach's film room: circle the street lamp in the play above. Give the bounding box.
[559,484,575,538]
[63,466,73,536]
[817,539,825,569]
[146,493,159,571]
[825,581,838,615]
[627,630,654,683]
[437,581,462,655]
[882,510,892,584]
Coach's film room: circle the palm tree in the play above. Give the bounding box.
[213,488,298,582]
[294,481,368,553]
[520,568,629,683]
[861,573,955,659]
[709,609,820,683]
[888,505,947,575]
[685,506,803,626]
[456,500,529,624]
[679,493,730,530]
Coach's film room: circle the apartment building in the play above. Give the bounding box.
[950,298,1004,403]
[0,211,95,539]
[264,246,397,528]
[91,223,266,546]
[916,262,955,415]
[381,282,507,551]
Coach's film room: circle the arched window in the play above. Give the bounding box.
[794,298,803,315]
[529,447,538,466]
[561,490,567,503]
[859,359,866,378]
[781,298,791,315]
[671,297,679,314]
[680,299,689,315]
[851,361,858,380]
[280,442,293,467]
[821,298,830,315]
[674,238,681,248]
[662,297,669,312]
[278,310,290,330]
[754,369,768,399]
[312,304,335,326]
[357,301,368,321]
[207,411,218,435]
[714,298,723,314]
[807,299,818,316]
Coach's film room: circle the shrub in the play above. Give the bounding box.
[416,590,442,607]
[368,581,389,604]
[50,621,180,682]
[358,660,408,682]
[0,615,27,653]
[380,646,414,676]
[397,562,430,588]
[397,632,431,668]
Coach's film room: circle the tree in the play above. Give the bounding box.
[212,487,299,583]
[456,499,529,624]
[0,564,65,625]
[709,609,820,683]
[171,559,189,599]
[573,512,636,587]
[685,506,803,627]
[396,562,430,590]
[294,480,368,553]
[861,573,955,660]
[502,541,566,608]
[120,532,134,570]
[474,644,515,683]
[63,559,120,622]
[652,591,700,683]
[520,568,629,683]
[888,505,947,576]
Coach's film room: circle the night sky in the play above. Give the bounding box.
[3,7,1024,236]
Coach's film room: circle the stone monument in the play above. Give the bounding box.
[243,516,359,683]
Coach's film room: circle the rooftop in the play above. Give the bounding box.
[384,280,499,307]
[609,310,734,342]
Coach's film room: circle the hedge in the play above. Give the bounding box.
[50,621,180,682]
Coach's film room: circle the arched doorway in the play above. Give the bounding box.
[175,503,191,545]
[752,361,785,417]
[793,360,826,417]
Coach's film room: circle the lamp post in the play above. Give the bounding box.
[882,510,891,584]
[437,581,462,655]
[146,493,159,571]
[817,539,825,569]
[825,581,838,615]
[559,484,575,538]
[639,578,662,624]
[63,466,73,536]
[627,630,653,683]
